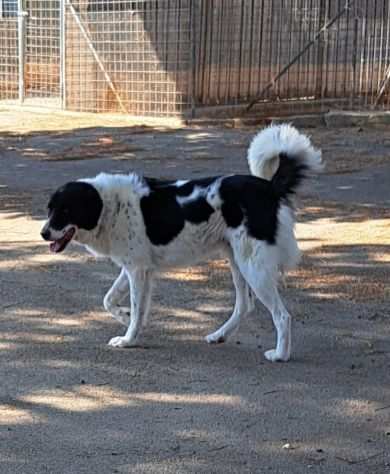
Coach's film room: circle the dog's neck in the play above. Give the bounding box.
[74,172,147,258]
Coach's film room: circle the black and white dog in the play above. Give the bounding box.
[41,124,322,362]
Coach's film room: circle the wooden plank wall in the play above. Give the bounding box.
[193,0,390,109]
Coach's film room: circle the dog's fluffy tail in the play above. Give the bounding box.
[247,124,323,198]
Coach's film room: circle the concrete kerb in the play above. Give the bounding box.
[324,110,390,127]
[187,110,390,129]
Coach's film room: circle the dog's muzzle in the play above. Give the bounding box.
[41,228,51,241]
[40,222,76,253]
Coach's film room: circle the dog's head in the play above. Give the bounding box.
[41,181,103,253]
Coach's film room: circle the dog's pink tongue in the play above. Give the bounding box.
[50,241,61,253]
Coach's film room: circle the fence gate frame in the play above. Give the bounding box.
[17,0,26,102]
[16,0,63,106]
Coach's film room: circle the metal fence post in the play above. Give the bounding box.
[315,0,327,100]
[351,9,359,109]
[17,0,26,104]
[189,0,196,118]
[60,0,66,109]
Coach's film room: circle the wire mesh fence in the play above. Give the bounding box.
[64,0,191,115]
[0,0,18,100]
[24,0,60,103]
[1,0,390,116]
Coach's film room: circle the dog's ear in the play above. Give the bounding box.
[74,183,103,230]
[47,185,66,212]
[49,182,103,231]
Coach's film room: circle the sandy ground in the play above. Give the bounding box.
[0,107,389,473]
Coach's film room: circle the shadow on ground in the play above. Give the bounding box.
[1,234,389,473]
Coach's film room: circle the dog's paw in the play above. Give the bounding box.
[264,349,290,362]
[205,332,226,344]
[108,336,135,348]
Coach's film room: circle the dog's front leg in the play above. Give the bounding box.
[108,267,153,348]
[103,268,131,326]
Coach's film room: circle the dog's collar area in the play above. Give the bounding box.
[49,227,76,253]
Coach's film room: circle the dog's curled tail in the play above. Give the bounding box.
[247,124,323,198]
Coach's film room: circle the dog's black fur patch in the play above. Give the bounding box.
[219,175,279,244]
[181,198,214,224]
[271,152,308,198]
[145,176,218,196]
[48,182,103,231]
[141,178,216,246]
[174,177,219,197]
[140,189,185,246]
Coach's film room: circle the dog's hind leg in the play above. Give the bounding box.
[108,267,153,348]
[206,251,253,344]
[103,268,131,326]
[256,277,291,362]
[233,240,292,362]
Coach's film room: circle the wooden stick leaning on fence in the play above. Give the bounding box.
[246,0,356,112]
[375,65,390,107]
[67,0,128,114]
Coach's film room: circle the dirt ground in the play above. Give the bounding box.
[0,106,389,474]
